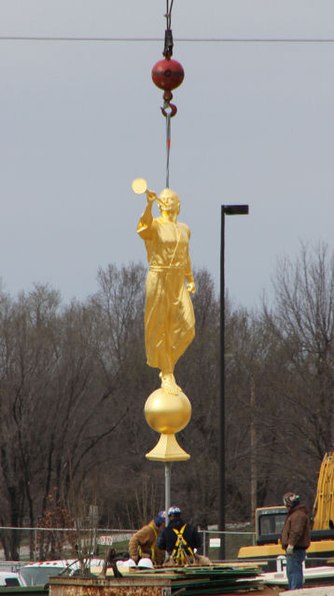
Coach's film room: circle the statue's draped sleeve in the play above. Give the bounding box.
[137,206,154,238]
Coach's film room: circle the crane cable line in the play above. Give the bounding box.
[165,0,174,31]
[0,35,334,43]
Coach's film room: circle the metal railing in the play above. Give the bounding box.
[0,526,256,562]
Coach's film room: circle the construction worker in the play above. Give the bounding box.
[281,492,311,590]
[128,511,166,566]
[157,506,211,566]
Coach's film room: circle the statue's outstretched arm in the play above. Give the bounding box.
[137,190,157,236]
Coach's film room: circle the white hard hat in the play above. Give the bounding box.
[138,558,153,569]
[168,505,181,516]
[119,558,137,569]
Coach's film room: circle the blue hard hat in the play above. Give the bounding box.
[154,510,166,526]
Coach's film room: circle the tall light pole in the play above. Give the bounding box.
[219,204,249,560]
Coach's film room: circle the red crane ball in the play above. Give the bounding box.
[151,58,184,91]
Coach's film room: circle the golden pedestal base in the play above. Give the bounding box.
[146,432,190,461]
[144,387,192,462]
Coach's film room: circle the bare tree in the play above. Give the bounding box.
[261,243,334,501]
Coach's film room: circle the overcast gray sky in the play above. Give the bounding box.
[1,0,334,308]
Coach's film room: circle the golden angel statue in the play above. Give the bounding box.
[136,184,196,395]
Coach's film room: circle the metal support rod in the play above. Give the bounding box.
[250,374,257,524]
[165,462,172,526]
[219,206,226,560]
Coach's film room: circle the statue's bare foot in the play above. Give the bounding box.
[159,372,181,395]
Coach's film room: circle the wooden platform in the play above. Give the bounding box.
[49,564,266,596]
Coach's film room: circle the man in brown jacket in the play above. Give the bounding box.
[128,511,166,566]
[281,492,311,590]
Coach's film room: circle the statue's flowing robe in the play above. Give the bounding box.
[137,212,195,373]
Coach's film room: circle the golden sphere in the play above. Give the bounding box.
[144,388,192,435]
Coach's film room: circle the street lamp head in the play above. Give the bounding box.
[223,205,249,216]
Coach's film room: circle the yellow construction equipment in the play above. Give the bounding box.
[238,452,334,569]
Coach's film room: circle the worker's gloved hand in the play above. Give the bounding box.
[286,544,294,555]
